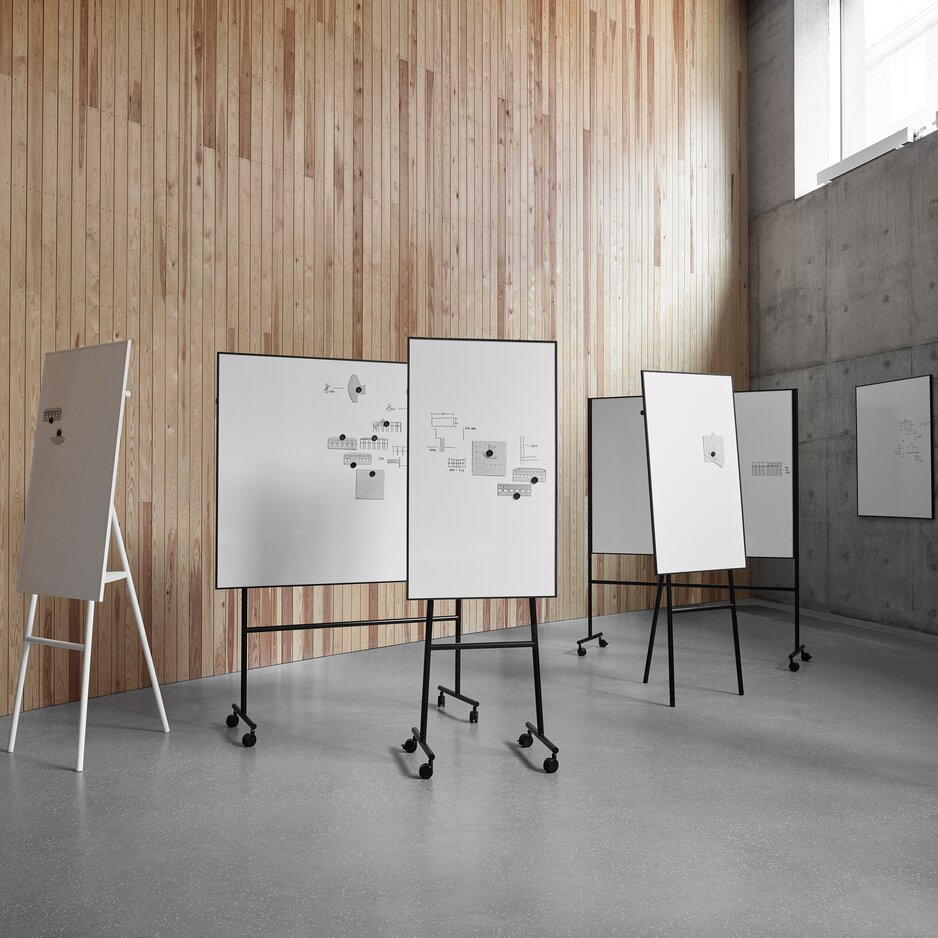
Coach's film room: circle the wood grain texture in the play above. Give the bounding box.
[1,0,747,716]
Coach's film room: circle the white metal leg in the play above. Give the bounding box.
[75,600,95,772]
[111,511,169,733]
[7,594,39,753]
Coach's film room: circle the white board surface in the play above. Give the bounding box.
[17,341,131,602]
[216,354,408,588]
[856,375,933,518]
[734,390,795,558]
[589,396,653,554]
[642,371,746,575]
[407,338,557,599]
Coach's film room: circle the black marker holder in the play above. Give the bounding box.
[226,588,458,748]
[401,597,559,779]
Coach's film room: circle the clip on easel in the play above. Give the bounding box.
[401,597,559,778]
[5,341,169,771]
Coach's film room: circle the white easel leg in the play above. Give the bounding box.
[7,594,39,753]
[111,511,169,733]
[75,600,95,773]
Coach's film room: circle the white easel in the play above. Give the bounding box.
[6,340,169,771]
[7,506,169,772]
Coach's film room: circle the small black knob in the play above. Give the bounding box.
[513,492,520,500]
[339,434,346,441]
[485,449,493,458]
[356,386,362,394]
[350,462,357,469]
[531,477,538,484]
[372,434,378,442]
[56,429,62,437]
[383,420,390,427]
[369,470,376,477]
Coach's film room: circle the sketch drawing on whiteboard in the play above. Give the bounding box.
[472,440,507,476]
[894,417,928,463]
[347,374,366,403]
[702,433,725,467]
[513,467,547,484]
[328,435,357,450]
[430,412,458,451]
[323,383,338,394]
[360,435,388,451]
[751,460,786,477]
[520,435,539,463]
[498,483,532,499]
[391,444,407,467]
[374,418,402,432]
[343,453,372,467]
[355,468,385,500]
[448,457,466,472]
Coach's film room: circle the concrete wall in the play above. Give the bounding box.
[749,108,938,632]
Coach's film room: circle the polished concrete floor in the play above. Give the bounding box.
[1,601,937,937]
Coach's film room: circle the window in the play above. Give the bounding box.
[840,0,938,158]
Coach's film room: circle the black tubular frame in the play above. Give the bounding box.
[578,390,810,672]
[401,596,558,778]
[228,587,458,744]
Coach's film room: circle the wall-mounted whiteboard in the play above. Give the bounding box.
[407,338,557,600]
[734,389,796,558]
[215,354,408,589]
[641,371,746,575]
[856,375,933,519]
[17,341,132,602]
[589,396,653,555]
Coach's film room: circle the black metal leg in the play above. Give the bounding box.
[576,577,605,654]
[418,600,435,742]
[454,598,462,694]
[728,570,744,696]
[643,576,664,683]
[230,588,257,745]
[666,575,675,708]
[518,598,559,773]
[437,598,480,720]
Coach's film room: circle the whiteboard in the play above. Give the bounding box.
[215,354,408,588]
[407,338,557,600]
[641,371,747,575]
[856,375,933,519]
[589,396,653,554]
[734,389,796,558]
[17,341,131,602]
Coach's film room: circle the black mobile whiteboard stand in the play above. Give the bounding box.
[225,588,458,747]
[577,390,811,672]
[401,597,559,778]
[641,571,744,707]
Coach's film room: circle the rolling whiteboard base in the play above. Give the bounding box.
[400,598,560,778]
[225,588,458,749]
[6,507,170,772]
[641,572,744,708]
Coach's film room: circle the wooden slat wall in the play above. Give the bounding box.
[0,0,747,716]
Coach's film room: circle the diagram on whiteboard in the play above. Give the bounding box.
[751,460,789,477]
[43,406,66,445]
[419,406,549,503]
[320,373,408,504]
[702,433,725,468]
[893,416,930,463]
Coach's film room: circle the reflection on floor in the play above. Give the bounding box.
[1,601,936,937]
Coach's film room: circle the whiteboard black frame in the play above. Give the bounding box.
[405,336,558,601]
[641,370,747,577]
[854,374,934,520]
[214,351,408,591]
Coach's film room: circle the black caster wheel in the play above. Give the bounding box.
[242,731,257,748]
[577,646,586,657]
[801,651,812,661]
[543,757,559,774]
[418,762,433,780]
[437,693,445,708]
[469,709,479,724]
[402,737,418,753]
[518,732,533,748]
[789,661,800,672]
[598,639,608,648]
[225,713,239,728]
